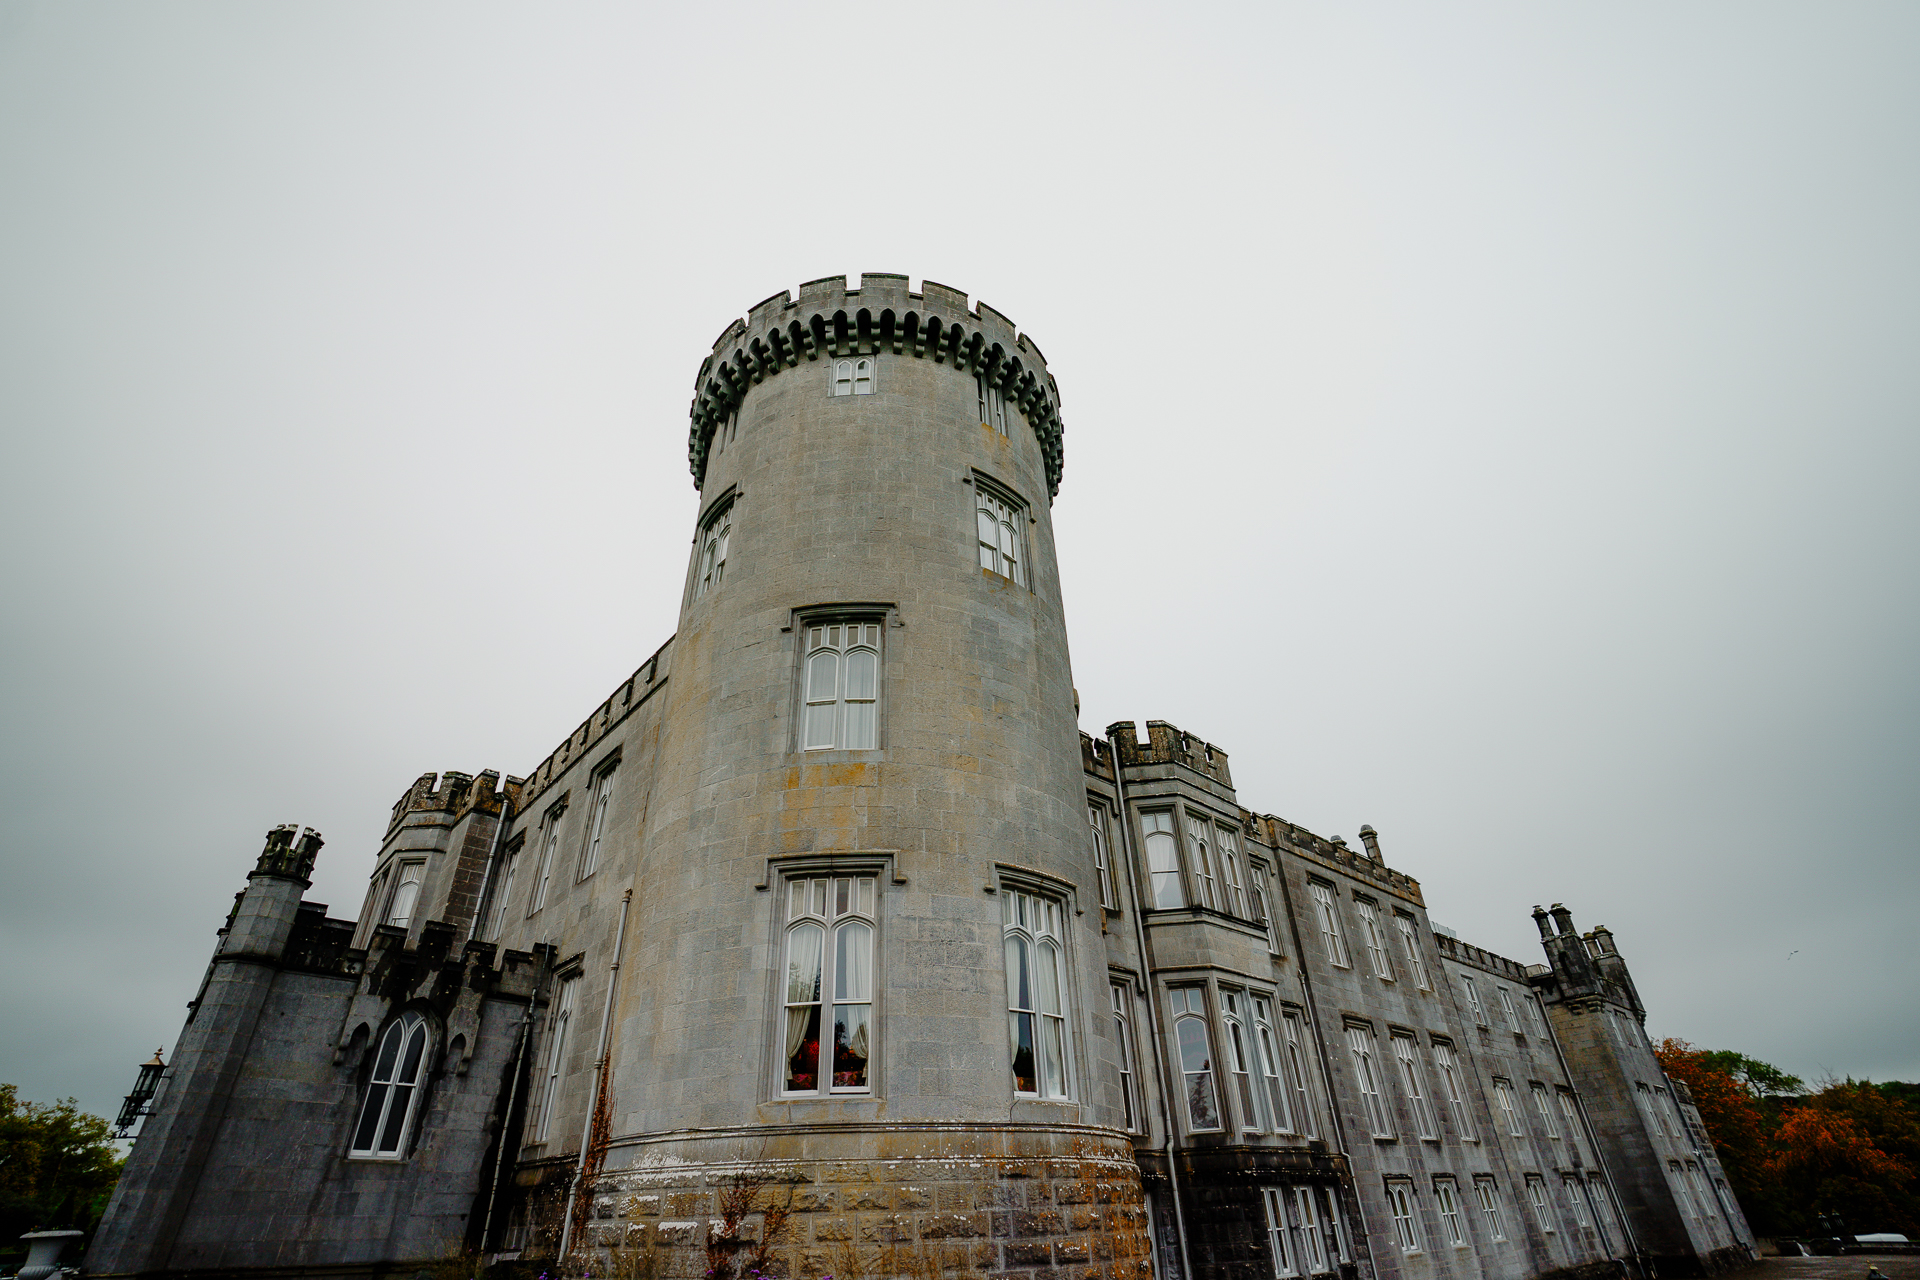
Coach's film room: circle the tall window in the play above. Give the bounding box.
[1217,824,1248,917]
[1532,1083,1560,1137]
[975,485,1025,585]
[1494,1080,1524,1137]
[1142,811,1183,908]
[1435,1180,1467,1246]
[1356,900,1393,979]
[1527,993,1548,1036]
[1655,1087,1682,1137]
[1251,870,1280,952]
[1222,990,1263,1133]
[1527,1178,1556,1234]
[1111,981,1138,1131]
[1388,1182,1422,1251]
[801,621,881,750]
[1393,1035,1438,1139]
[1474,1179,1508,1241]
[1433,1042,1475,1141]
[976,371,1008,432]
[1395,914,1431,989]
[530,803,565,914]
[1184,814,1219,910]
[694,503,731,601]
[1346,1025,1393,1138]
[830,357,874,396]
[484,845,520,942]
[782,875,874,1095]
[578,764,616,880]
[1564,1177,1593,1233]
[1171,987,1220,1131]
[1671,1162,1698,1219]
[384,861,425,929]
[1496,986,1520,1032]
[1309,884,1351,967]
[1004,887,1069,1099]
[1293,1188,1329,1273]
[1263,1188,1298,1278]
[1559,1092,1583,1160]
[1087,802,1117,909]
[534,976,577,1142]
[349,1012,429,1158]
[1282,1012,1316,1137]
[1323,1187,1353,1263]
[1462,975,1487,1025]
[1253,997,1294,1133]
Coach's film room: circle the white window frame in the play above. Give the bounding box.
[1388,1181,1422,1252]
[694,501,732,601]
[1475,1179,1508,1241]
[830,357,874,396]
[1356,900,1394,979]
[1263,1187,1298,1277]
[1531,1082,1561,1138]
[1393,1034,1438,1139]
[1497,985,1520,1032]
[1223,989,1265,1133]
[1142,810,1184,908]
[383,860,426,929]
[1294,1187,1329,1273]
[1111,980,1139,1131]
[348,1012,430,1158]
[1004,886,1071,1100]
[1559,1091,1583,1159]
[1435,1179,1467,1247]
[577,762,616,881]
[800,619,882,751]
[1324,1186,1353,1263]
[1217,823,1249,918]
[1282,1012,1316,1137]
[1184,813,1220,910]
[1434,1041,1476,1141]
[1656,1086,1682,1137]
[1309,883,1351,968]
[1527,1177,1556,1234]
[1171,987,1222,1132]
[1527,992,1547,1036]
[1088,802,1118,909]
[1394,914,1431,989]
[975,370,1008,433]
[532,976,577,1143]
[1462,974,1487,1025]
[484,842,520,942]
[529,801,565,915]
[974,480,1026,586]
[1671,1162,1698,1219]
[1252,869,1280,953]
[1564,1176,1593,1231]
[780,873,876,1097]
[1253,996,1295,1134]
[1346,1025,1394,1138]
[1495,1079,1525,1137]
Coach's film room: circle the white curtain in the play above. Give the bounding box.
[786,923,822,1004]
[834,922,871,1000]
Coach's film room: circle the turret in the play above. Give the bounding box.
[225,824,322,959]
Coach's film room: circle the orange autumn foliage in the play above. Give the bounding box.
[1653,1038,1765,1180]
[1765,1106,1912,1184]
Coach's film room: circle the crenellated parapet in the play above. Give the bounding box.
[1245,811,1426,903]
[252,824,324,884]
[687,274,1067,495]
[1106,719,1235,789]
[519,634,672,809]
[1432,930,1535,983]
[383,768,525,838]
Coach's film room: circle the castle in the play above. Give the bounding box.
[90,276,1754,1280]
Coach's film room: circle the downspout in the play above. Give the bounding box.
[1106,726,1195,1280]
[480,941,553,1251]
[1538,993,1648,1279]
[556,887,634,1261]
[1269,847,1374,1280]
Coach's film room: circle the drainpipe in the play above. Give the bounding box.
[556,887,635,1262]
[480,942,553,1251]
[1106,726,1195,1280]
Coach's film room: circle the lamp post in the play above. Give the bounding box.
[113,1050,166,1139]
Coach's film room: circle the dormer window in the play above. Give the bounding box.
[830,358,874,396]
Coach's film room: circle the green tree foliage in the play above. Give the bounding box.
[0,1085,125,1267]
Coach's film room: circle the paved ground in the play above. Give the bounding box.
[1758,1257,1920,1280]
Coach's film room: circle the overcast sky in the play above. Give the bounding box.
[3,2,1915,1119]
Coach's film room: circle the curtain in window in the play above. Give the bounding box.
[386,863,423,928]
[784,922,823,1090]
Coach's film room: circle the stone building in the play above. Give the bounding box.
[90,276,1754,1280]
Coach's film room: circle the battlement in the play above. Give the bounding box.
[689,274,1066,496]
[1105,720,1235,790]
[1079,732,1116,782]
[1432,931,1536,983]
[519,634,673,809]
[1245,811,1425,902]
[252,825,324,884]
[384,769,525,837]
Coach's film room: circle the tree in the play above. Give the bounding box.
[1653,1040,1767,1192]
[1764,1094,1915,1237]
[0,1085,125,1268]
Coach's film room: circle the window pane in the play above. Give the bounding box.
[844,648,877,699]
[1040,1017,1066,1098]
[785,1004,821,1091]
[843,701,876,750]
[1010,1011,1036,1093]
[352,1084,389,1152]
[1005,935,1031,1009]
[834,921,871,1000]
[376,1083,413,1153]
[832,1004,870,1088]
[1034,940,1062,1016]
[1176,1017,1211,1074]
[371,1020,405,1080]
[803,703,837,750]
[786,923,823,1003]
[806,650,838,701]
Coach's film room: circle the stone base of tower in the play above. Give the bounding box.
[541,1124,1150,1279]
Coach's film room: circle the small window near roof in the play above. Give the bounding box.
[830,358,875,396]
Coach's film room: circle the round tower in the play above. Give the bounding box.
[603,275,1147,1274]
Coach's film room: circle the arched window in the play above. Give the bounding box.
[781,874,876,1094]
[695,504,731,601]
[801,621,881,750]
[1170,987,1219,1130]
[1002,888,1069,1099]
[1141,811,1184,908]
[853,358,873,394]
[829,359,875,397]
[384,861,424,929]
[349,1013,429,1157]
[975,486,1025,585]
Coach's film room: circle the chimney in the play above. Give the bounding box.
[1358,825,1383,863]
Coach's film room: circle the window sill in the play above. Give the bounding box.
[344,1153,407,1163]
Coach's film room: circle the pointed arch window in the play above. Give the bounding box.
[1003,887,1070,1100]
[782,874,875,1094]
[695,502,732,602]
[383,861,425,929]
[974,483,1026,585]
[349,1013,429,1158]
[1171,986,1220,1131]
[801,621,881,750]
